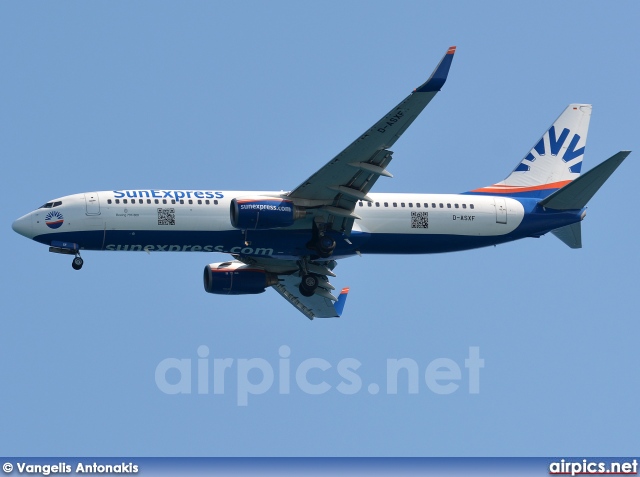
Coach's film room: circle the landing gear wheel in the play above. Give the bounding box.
[307,220,337,258]
[299,274,318,297]
[72,256,84,270]
[317,235,336,258]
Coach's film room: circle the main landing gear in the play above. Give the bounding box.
[296,258,338,298]
[298,218,342,296]
[297,258,319,297]
[307,220,336,259]
[299,273,318,297]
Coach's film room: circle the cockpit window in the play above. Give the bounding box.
[39,201,62,209]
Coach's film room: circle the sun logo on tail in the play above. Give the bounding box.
[45,210,64,229]
[515,126,585,173]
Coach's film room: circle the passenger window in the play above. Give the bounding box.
[432,203,436,208]
[123,199,128,204]
[189,200,193,205]
[163,199,167,204]
[214,200,219,205]
[180,200,184,204]
[171,200,176,204]
[455,204,459,208]
[198,200,202,205]
[107,199,112,204]
[375,202,380,207]
[447,204,451,208]
[139,199,143,204]
[384,202,388,207]
[147,199,151,204]
[205,200,210,205]
[416,203,420,208]
[358,201,363,207]
[439,203,443,208]
[401,203,405,207]
[393,203,397,207]
[462,204,467,209]
[115,199,120,204]
[424,203,429,208]
[409,203,413,208]
[367,202,372,207]
[155,199,159,204]
[470,204,475,209]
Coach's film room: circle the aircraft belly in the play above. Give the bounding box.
[357,233,518,254]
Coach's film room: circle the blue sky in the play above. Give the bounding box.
[1,1,638,456]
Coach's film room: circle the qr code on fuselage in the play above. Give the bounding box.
[157,208,175,226]
[411,211,428,229]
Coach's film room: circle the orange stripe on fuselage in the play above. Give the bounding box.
[471,180,571,194]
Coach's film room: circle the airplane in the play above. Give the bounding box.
[12,46,631,320]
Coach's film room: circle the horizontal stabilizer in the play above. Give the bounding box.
[551,222,582,249]
[539,151,631,210]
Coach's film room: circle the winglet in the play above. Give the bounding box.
[415,46,456,93]
[333,287,350,317]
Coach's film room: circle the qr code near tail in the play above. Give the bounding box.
[158,208,175,226]
[411,211,428,229]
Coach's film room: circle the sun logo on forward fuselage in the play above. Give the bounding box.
[45,210,64,229]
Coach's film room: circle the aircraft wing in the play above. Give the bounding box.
[234,46,456,319]
[287,46,456,234]
[236,256,349,319]
[272,275,349,320]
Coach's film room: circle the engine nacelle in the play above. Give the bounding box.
[230,196,305,230]
[203,261,278,295]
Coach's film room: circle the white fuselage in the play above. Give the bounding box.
[13,189,538,260]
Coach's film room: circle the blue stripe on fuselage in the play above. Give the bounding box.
[35,228,518,256]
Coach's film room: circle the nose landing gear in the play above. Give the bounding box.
[49,242,84,270]
[72,255,84,270]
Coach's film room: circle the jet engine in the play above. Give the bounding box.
[230,196,305,230]
[203,261,279,295]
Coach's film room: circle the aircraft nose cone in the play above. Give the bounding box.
[12,214,33,238]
